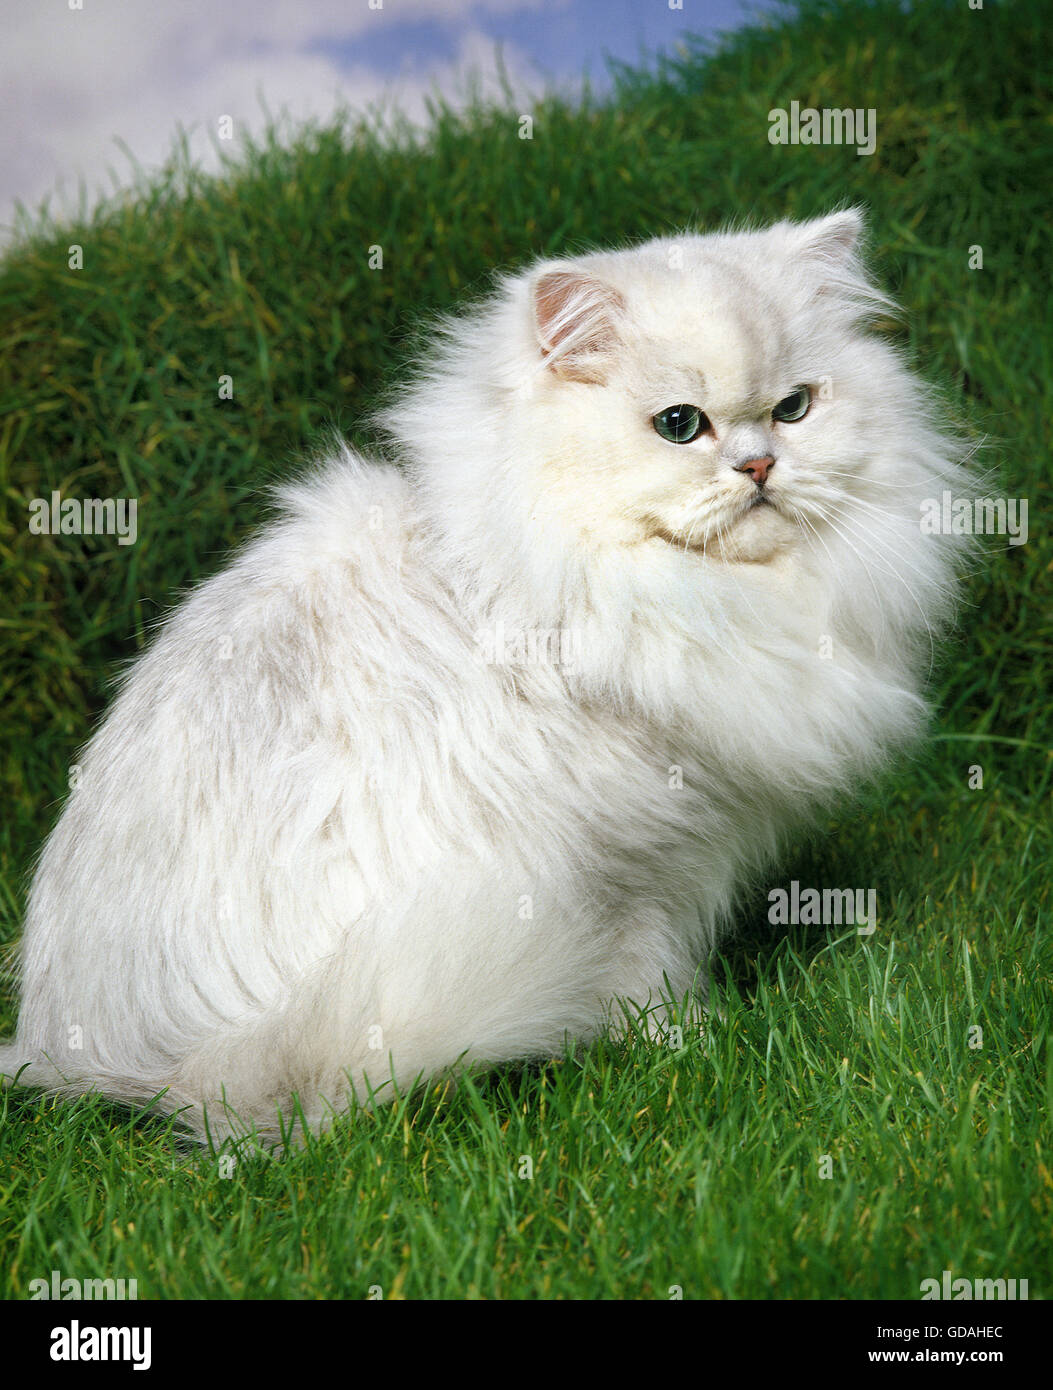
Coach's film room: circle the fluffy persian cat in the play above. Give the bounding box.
[1,210,970,1143]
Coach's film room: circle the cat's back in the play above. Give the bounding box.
[16,448,483,1069]
[99,446,454,741]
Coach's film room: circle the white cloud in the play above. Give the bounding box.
[0,0,567,242]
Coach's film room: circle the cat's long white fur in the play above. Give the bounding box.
[0,211,972,1142]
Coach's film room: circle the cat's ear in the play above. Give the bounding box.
[791,208,864,266]
[531,267,625,383]
[788,209,891,312]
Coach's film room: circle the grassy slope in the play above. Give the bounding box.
[0,0,1049,1299]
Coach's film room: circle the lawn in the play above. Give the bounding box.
[0,0,1049,1300]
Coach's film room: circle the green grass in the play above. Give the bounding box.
[1,0,1050,1299]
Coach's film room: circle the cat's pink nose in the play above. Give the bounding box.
[734,455,775,486]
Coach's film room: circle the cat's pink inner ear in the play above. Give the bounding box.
[532,269,624,382]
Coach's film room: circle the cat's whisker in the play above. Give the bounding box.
[817,490,926,526]
[808,502,939,678]
[789,502,886,619]
[817,469,935,494]
[831,496,959,600]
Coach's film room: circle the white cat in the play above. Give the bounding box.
[1,210,972,1143]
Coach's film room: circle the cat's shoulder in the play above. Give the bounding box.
[228,445,416,593]
[269,444,412,555]
[170,446,419,645]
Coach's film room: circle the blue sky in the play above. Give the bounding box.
[1,0,781,241]
[316,1,769,85]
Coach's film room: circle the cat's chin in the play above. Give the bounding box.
[715,502,797,563]
[651,499,796,565]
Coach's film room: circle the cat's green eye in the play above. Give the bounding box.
[653,404,710,444]
[772,386,811,423]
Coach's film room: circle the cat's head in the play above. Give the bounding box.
[517,207,901,566]
[392,210,966,660]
